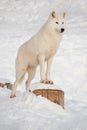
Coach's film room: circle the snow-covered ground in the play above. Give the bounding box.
[0,0,87,130]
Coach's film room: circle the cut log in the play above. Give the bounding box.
[33,89,64,108]
[0,82,12,90]
[0,83,5,87]
[5,83,12,90]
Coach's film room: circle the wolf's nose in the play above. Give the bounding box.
[61,28,64,33]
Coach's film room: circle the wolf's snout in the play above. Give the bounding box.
[61,28,64,33]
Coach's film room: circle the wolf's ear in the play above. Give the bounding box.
[62,12,66,18]
[51,11,56,18]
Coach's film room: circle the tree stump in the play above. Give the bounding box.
[33,89,64,108]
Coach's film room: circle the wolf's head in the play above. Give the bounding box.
[48,11,66,34]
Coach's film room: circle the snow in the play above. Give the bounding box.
[0,0,87,130]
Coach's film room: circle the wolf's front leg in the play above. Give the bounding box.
[39,55,46,83]
[46,56,54,84]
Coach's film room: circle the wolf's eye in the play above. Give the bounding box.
[62,22,64,24]
[56,22,58,24]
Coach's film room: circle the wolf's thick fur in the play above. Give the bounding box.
[10,11,65,98]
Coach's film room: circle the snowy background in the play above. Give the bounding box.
[0,0,87,130]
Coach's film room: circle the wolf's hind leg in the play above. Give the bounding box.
[25,66,36,90]
[10,68,26,98]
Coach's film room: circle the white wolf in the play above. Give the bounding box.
[10,11,65,98]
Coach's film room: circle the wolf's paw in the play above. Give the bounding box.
[40,80,54,85]
[48,80,54,85]
[10,94,16,98]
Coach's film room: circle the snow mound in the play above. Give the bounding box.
[30,82,63,91]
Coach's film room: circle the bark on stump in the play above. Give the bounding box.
[33,89,64,108]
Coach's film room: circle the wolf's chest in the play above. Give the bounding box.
[45,45,57,59]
